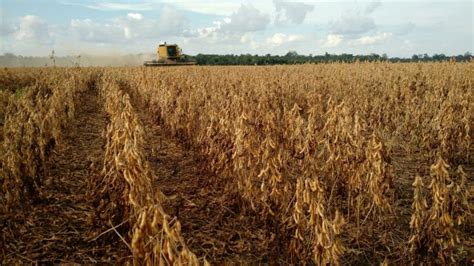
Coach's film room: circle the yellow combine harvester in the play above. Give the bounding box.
[144,42,196,66]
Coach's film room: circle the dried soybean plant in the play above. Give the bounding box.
[98,74,204,265]
[409,157,470,263]
[104,62,471,264]
[427,158,458,263]
[408,174,428,256]
[292,174,346,264]
[362,133,394,221]
[0,69,90,218]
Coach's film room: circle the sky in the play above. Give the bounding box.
[0,0,472,57]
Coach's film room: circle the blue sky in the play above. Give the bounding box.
[0,0,472,57]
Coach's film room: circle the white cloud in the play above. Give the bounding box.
[349,32,392,46]
[396,22,415,35]
[0,21,18,36]
[70,18,122,43]
[2,0,471,58]
[188,4,270,45]
[155,5,189,36]
[127,13,143,21]
[63,0,274,17]
[124,27,132,39]
[69,6,189,44]
[266,33,304,46]
[274,0,314,25]
[179,4,272,54]
[330,14,376,36]
[239,33,260,50]
[0,11,17,36]
[15,15,53,44]
[220,4,270,33]
[240,33,253,44]
[63,1,156,11]
[172,1,240,16]
[322,34,344,48]
[364,1,381,14]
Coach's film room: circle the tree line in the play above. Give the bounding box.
[0,51,472,67]
[188,51,473,65]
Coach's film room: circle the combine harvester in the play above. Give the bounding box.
[144,42,196,66]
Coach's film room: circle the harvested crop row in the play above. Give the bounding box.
[97,73,206,265]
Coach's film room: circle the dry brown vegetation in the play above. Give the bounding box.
[0,62,472,264]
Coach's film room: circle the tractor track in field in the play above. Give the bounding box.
[127,88,281,264]
[2,86,129,263]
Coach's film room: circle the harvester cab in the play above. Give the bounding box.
[144,42,196,66]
